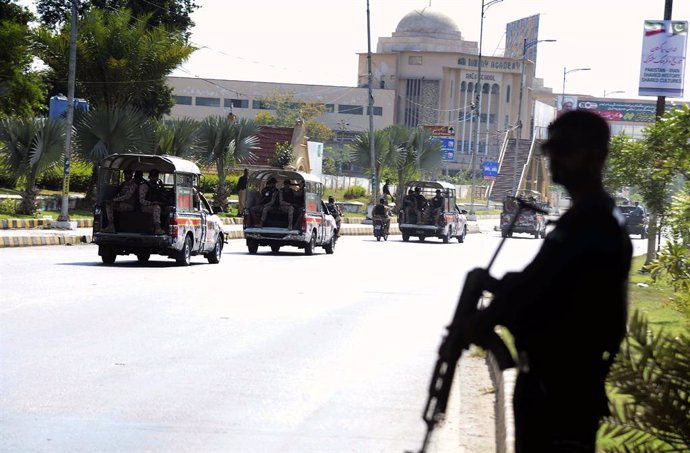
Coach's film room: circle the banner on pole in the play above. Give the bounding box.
[639,20,688,98]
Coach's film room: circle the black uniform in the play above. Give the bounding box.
[474,191,632,452]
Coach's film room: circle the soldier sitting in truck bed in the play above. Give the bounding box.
[103,169,137,233]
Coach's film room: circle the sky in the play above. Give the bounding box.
[169,0,690,102]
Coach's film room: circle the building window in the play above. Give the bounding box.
[506,85,511,103]
[195,97,220,107]
[252,100,273,110]
[324,104,335,113]
[367,106,383,116]
[409,56,423,65]
[174,95,192,105]
[338,104,363,115]
[224,99,248,108]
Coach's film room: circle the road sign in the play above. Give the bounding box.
[483,161,498,180]
[434,137,455,161]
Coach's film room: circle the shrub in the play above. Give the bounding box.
[344,185,366,200]
[0,198,17,215]
[200,174,238,195]
[36,162,92,193]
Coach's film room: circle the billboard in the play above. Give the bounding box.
[639,20,688,97]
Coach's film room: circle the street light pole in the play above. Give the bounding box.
[561,67,591,112]
[511,38,555,196]
[603,90,625,98]
[469,0,503,216]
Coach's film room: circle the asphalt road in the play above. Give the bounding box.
[0,230,649,453]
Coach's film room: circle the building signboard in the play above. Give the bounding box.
[638,20,688,97]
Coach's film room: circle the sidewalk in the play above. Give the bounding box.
[0,216,496,248]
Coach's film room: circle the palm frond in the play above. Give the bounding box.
[600,310,690,452]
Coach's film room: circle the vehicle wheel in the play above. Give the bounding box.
[324,235,335,254]
[383,231,388,241]
[442,230,450,243]
[207,237,223,264]
[419,236,425,242]
[458,225,466,243]
[533,230,540,239]
[247,239,259,254]
[402,233,410,242]
[376,235,381,241]
[100,246,116,264]
[176,235,192,266]
[270,244,281,254]
[304,231,316,255]
[136,252,150,263]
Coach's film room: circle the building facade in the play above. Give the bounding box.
[166,77,395,134]
[356,7,554,173]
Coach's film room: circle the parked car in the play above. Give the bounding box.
[618,203,648,238]
[500,190,548,239]
[93,154,226,265]
[242,170,337,255]
[397,180,467,243]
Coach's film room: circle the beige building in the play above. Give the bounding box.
[357,7,555,172]
[166,77,395,134]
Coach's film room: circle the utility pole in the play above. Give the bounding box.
[366,0,377,203]
[469,0,502,216]
[56,0,78,227]
[646,0,674,265]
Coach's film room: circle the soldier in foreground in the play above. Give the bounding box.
[461,110,632,452]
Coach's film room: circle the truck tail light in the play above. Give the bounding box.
[169,213,178,239]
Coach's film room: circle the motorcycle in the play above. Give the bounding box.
[373,216,389,241]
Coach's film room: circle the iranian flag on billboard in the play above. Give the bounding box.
[639,20,688,97]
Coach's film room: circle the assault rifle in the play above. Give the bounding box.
[411,198,549,453]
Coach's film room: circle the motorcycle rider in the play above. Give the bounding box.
[325,195,342,236]
[372,197,391,236]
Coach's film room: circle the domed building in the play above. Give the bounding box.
[358,7,555,183]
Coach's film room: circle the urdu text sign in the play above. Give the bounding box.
[639,20,688,98]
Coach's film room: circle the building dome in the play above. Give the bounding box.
[393,7,462,40]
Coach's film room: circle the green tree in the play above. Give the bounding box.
[268,141,293,169]
[607,106,690,264]
[0,0,47,117]
[0,116,65,214]
[32,7,194,119]
[196,116,260,212]
[36,0,199,40]
[256,92,326,126]
[253,92,332,143]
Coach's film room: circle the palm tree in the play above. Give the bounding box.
[74,105,156,205]
[408,127,443,179]
[349,128,388,198]
[0,116,65,215]
[155,117,200,157]
[196,116,260,212]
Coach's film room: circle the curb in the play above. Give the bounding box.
[0,219,483,248]
[1,234,91,248]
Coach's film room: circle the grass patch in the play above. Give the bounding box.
[0,210,93,220]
